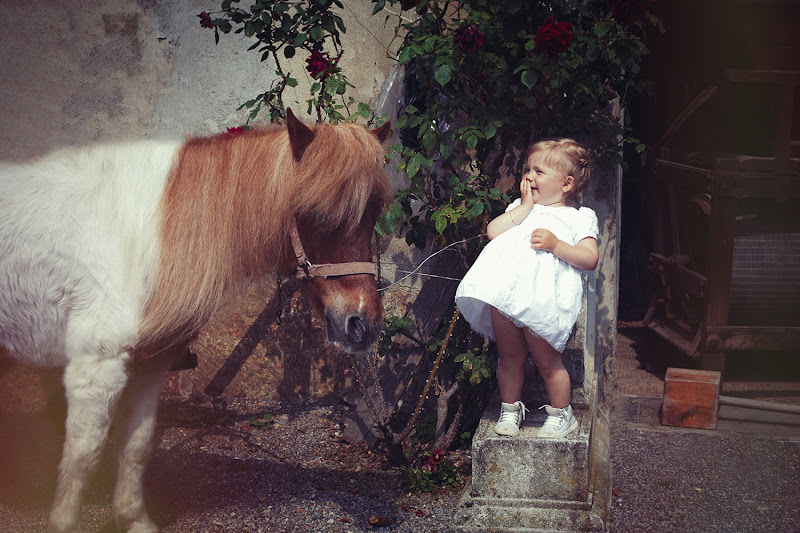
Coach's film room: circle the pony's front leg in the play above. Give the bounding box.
[113,349,180,533]
[49,355,129,533]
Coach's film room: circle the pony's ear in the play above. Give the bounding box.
[371,121,392,144]
[286,108,316,161]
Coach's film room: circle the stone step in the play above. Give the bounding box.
[470,400,592,502]
[454,392,611,532]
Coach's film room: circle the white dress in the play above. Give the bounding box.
[455,200,598,352]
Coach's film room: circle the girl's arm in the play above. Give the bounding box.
[530,229,599,271]
[487,179,534,240]
[487,203,533,240]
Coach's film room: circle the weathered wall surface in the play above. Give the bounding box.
[0,0,397,161]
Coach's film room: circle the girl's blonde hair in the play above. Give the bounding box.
[525,138,592,200]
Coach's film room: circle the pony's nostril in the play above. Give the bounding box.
[346,315,367,344]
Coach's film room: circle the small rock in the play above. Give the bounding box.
[368,516,395,527]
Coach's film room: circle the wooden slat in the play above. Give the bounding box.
[646,320,698,356]
[726,69,800,85]
[702,193,738,373]
[715,171,800,198]
[654,160,713,192]
[705,326,800,350]
[650,253,709,298]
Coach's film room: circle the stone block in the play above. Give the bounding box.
[469,401,591,502]
[455,391,611,532]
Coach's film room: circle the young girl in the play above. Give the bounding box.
[455,138,599,438]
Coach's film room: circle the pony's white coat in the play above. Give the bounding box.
[0,142,179,367]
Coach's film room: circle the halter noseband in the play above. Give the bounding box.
[289,217,376,279]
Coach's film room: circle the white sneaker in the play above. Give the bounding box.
[537,404,578,438]
[495,401,527,436]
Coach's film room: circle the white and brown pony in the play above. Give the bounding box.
[0,109,392,533]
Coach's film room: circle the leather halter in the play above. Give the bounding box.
[289,217,376,279]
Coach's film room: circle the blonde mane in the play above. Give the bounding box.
[136,121,393,350]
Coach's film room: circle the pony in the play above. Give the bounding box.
[0,109,393,533]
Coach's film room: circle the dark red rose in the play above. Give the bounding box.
[305,49,336,80]
[453,24,486,54]
[198,11,213,29]
[222,126,245,139]
[534,16,574,56]
[609,0,653,25]
[399,0,419,10]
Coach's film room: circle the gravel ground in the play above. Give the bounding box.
[1,388,799,532]
[0,395,466,533]
[610,425,800,533]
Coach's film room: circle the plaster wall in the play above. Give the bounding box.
[0,0,396,161]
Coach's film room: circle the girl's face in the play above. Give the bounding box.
[522,152,573,206]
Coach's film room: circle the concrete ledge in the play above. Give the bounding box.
[455,393,611,532]
[470,402,592,501]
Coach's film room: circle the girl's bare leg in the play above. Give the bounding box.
[490,307,528,404]
[524,332,570,408]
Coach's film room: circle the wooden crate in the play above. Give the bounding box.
[661,368,721,429]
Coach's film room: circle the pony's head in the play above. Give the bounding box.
[138,109,393,355]
[283,110,393,353]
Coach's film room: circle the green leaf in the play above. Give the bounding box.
[434,216,446,234]
[379,211,398,235]
[434,64,451,86]
[397,46,416,64]
[594,20,614,38]
[521,69,538,88]
[440,140,453,160]
[422,128,437,151]
[467,200,484,219]
[283,45,295,58]
[407,153,422,179]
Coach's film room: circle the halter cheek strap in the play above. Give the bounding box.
[289,217,376,279]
